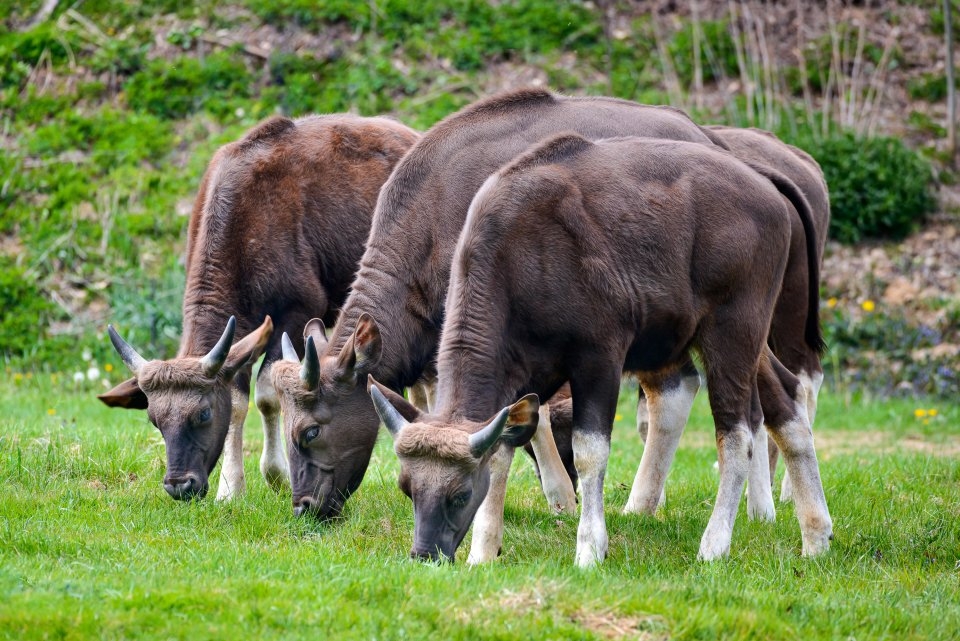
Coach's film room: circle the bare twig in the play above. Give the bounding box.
[21,0,59,31]
[199,34,270,60]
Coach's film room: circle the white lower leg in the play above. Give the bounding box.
[746,426,776,521]
[467,445,514,565]
[216,388,248,501]
[529,404,577,514]
[573,431,610,568]
[698,423,751,560]
[781,371,822,503]
[771,399,832,557]
[624,378,698,514]
[255,372,289,491]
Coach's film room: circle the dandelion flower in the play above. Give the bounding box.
[827,297,838,308]
[13,373,22,383]
[47,408,56,416]
[914,408,928,419]
[86,367,100,381]
[615,414,623,422]
[929,409,938,417]
[82,348,92,362]
[862,300,875,312]
[73,372,85,383]
[104,363,114,373]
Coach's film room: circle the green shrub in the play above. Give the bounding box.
[907,72,957,102]
[124,52,252,120]
[802,133,936,244]
[668,19,738,86]
[0,257,56,361]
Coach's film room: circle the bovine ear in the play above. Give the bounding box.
[367,375,421,423]
[335,313,382,384]
[303,318,329,352]
[499,393,540,447]
[222,316,274,380]
[97,377,149,410]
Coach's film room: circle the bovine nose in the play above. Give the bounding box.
[293,496,318,518]
[163,476,200,501]
[410,548,451,564]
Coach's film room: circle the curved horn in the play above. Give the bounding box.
[200,316,236,378]
[300,335,320,391]
[369,385,410,437]
[281,332,300,363]
[107,325,148,375]
[468,407,510,458]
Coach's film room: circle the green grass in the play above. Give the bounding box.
[1,376,958,639]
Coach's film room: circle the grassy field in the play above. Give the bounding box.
[1,375,958,640]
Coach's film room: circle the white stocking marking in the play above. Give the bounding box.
[746,426,776,521]
[467,445,515,565]
[624,376,699,514]
[528,404,577,514]
[255,370,290,492]
[698,422,752,560]
[573,431,610,568]
[215,388,249,501]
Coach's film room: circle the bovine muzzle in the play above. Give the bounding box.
[409,546,452,564]
[163,474,207,500]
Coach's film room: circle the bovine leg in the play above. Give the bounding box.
[745,384,775,521]
[409,372,438,413]
[528,404,577,514]
[623,360,699,514]
[759,351,832,556]
[256,360,290,491]
[216,371,250,500]
[570,361,620,568]
[466,445,515,565]
[776,368,824,502]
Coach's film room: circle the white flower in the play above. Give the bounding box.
[82,349,92,362]
[73,372,85,383]
[86,367,100,381]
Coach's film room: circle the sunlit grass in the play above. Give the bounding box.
[1,378,958,639]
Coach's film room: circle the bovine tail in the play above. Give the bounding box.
[743,161,826,355]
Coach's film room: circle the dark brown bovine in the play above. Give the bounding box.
[270,87,730,523]
[545,125,832,514]
[98,114,419,501]
[370,134,832,565]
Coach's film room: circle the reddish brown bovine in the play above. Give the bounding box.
[370,134,832,565]
[269,87,730,525]
[98,114,419,501]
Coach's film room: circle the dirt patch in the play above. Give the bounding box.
[570,609,669,641]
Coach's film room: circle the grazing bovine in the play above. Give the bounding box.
[269,87,729,527]
[98,114,419,500]
[369,134,833,565]
[544,126,831,515]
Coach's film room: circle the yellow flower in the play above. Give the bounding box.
[26,372,33,379]
[13,373,22,383]
[104,363,114,373]
[827,297,838,308]
[914,408,928,419]
[862,300,875,312]
[615,414,623,422]
[47,408,56,416]
[928,409,938,417]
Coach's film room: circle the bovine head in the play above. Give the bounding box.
[98,316,272,500]
[368,376,539,563]
[271,314,382,521]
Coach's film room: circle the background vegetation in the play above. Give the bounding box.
[0,1,954,386]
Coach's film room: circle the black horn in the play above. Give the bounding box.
[468,407,510,458]
[300,335,320,391]
[107,325,148,375]
[369,385,409,437]
[281,332,300,363]
[200,316,236,378]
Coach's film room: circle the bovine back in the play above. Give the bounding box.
[333,88,721,388]
[179,114,418,357]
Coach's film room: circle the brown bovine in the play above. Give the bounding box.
[370,134,833,565]
[543,126,832,515]
[98,114,419,501]
[269,87,729,527]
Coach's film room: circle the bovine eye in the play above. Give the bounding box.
[450,491,472,508]
[302,426,321,445]
[196,407,212,424]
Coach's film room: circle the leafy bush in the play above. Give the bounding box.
[124,52,252,120]
[906,72,957,102]
[668,19,738,86]
[0,257,56,361]
[802,133,936,244]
